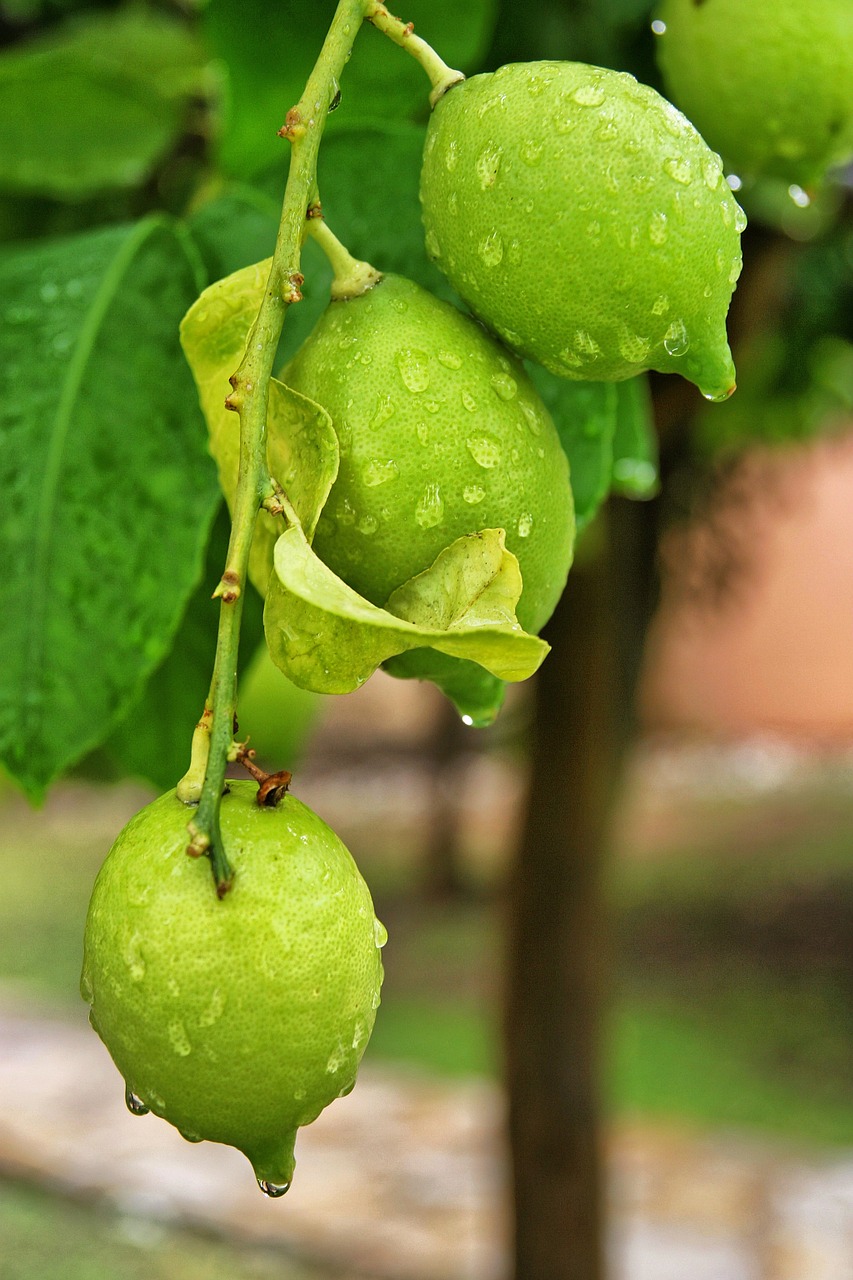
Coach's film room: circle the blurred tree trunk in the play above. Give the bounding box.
[505,495,660,1280]
[422,698,471,899]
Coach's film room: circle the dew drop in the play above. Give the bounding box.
[491,372,517,401]
[462,390,478,412]
[663,156,692,185]
[445,140,459,171]
[734,204,748,233]
[370,394,396,428]
[517,513,533,538]
[703,158,722,190]
[476,142,503,188]
[574,330,602,358]
[478,230,504,267]
[357,514,378,536]
[652,293,670,316]
[618,332,651,364]
[374,918,388,948]
[507,237,523,265]
[648,211,669,246]
[415,483,444,528]
[586,220,602,244]
[416,422,430,445]
[521,139,544,166]
[437,350,462,369]
[338,1080,356,1098]
[463,483,486,504]
[596,119,619,143]
[520,402,542,435]
[715,248,726,273]
[168,1020,192,1057]
[394,348,427,391]
[199,988,225,1027]
[258,1179,291,1198]
[461,714,475,726]
[651,18,666,34]
[729,256,742,284]
[40,281,59,303]
[466,435,501,468]
[180,1130,203,1143]
[125,933,145,981]
[424,229,442,260]
[526,70,554,96]
[702,386,735,403]
[336,496,356,526]
[363,458,399,487]
[125,1085,149,1116]
[572,83,606,107]
[663,319,689,357]
[726,173,743,192]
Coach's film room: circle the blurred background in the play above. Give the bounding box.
[2,0,853,1278]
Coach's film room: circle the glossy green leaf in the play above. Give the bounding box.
[0,9,207,199]
[611,375,659,498]
[265,523,548,701]
[179,259,340,595]
[527,366,619,532]
[0,219,219,798]
[103,505,265,792]
[204,0,498,177]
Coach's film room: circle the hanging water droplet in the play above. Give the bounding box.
[461,714,475,726]
[663,319,689,357]
[703,158,722,190]
[463,484,486,504]
[374,918,388,948]
[180,1130,203,1143]
[466,436,501,468]
[517,513,533,538]
[258,1179,291,1198]
[415,483,444,528]
[125,1085,149,1116]
[701,384,736,403]
[478,230,504,267]
[476,142,503,188]
[734,204,748,233]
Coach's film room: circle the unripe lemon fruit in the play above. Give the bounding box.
[283,273,574,636]
[81,782,386,1192]
[420,61,745,401]
[656,0,853,186]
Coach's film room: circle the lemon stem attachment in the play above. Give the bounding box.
[183,0,374,897]
[307,216,382,300]
[364,2,464,106]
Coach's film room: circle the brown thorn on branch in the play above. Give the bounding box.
[234,743,292,808]
[186,822,211,859]
[402,20,414,35]
[212,567,242,604]
[278,108,305,140]
[306,201,323,220]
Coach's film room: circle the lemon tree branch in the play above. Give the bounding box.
[364,2,464,105]
[185,0,372,896]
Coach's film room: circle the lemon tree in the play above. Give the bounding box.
[82,781,385,1190]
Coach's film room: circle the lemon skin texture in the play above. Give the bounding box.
[283,274,574,636]
[656,0,853,186]
[420,61,744,401]
[81,782,386,1187]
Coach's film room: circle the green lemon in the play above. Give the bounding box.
[420,61,745,400]
[283,273,574,636]
[81,782,386,1191]
[656,0,853,186]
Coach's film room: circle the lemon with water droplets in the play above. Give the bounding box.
[656,0,853,186]
[283,272,574,637]
[420,61,745,400]
[81,781,386,1191]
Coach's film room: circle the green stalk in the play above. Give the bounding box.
[188,0,372,896]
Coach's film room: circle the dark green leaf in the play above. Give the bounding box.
[204,0,497,178]
[610,375,659,498]
[0,9,207,199]
[103,506,265,793]
[187,185,281,282]
[527,366,618,533]
[0,218,220,798]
